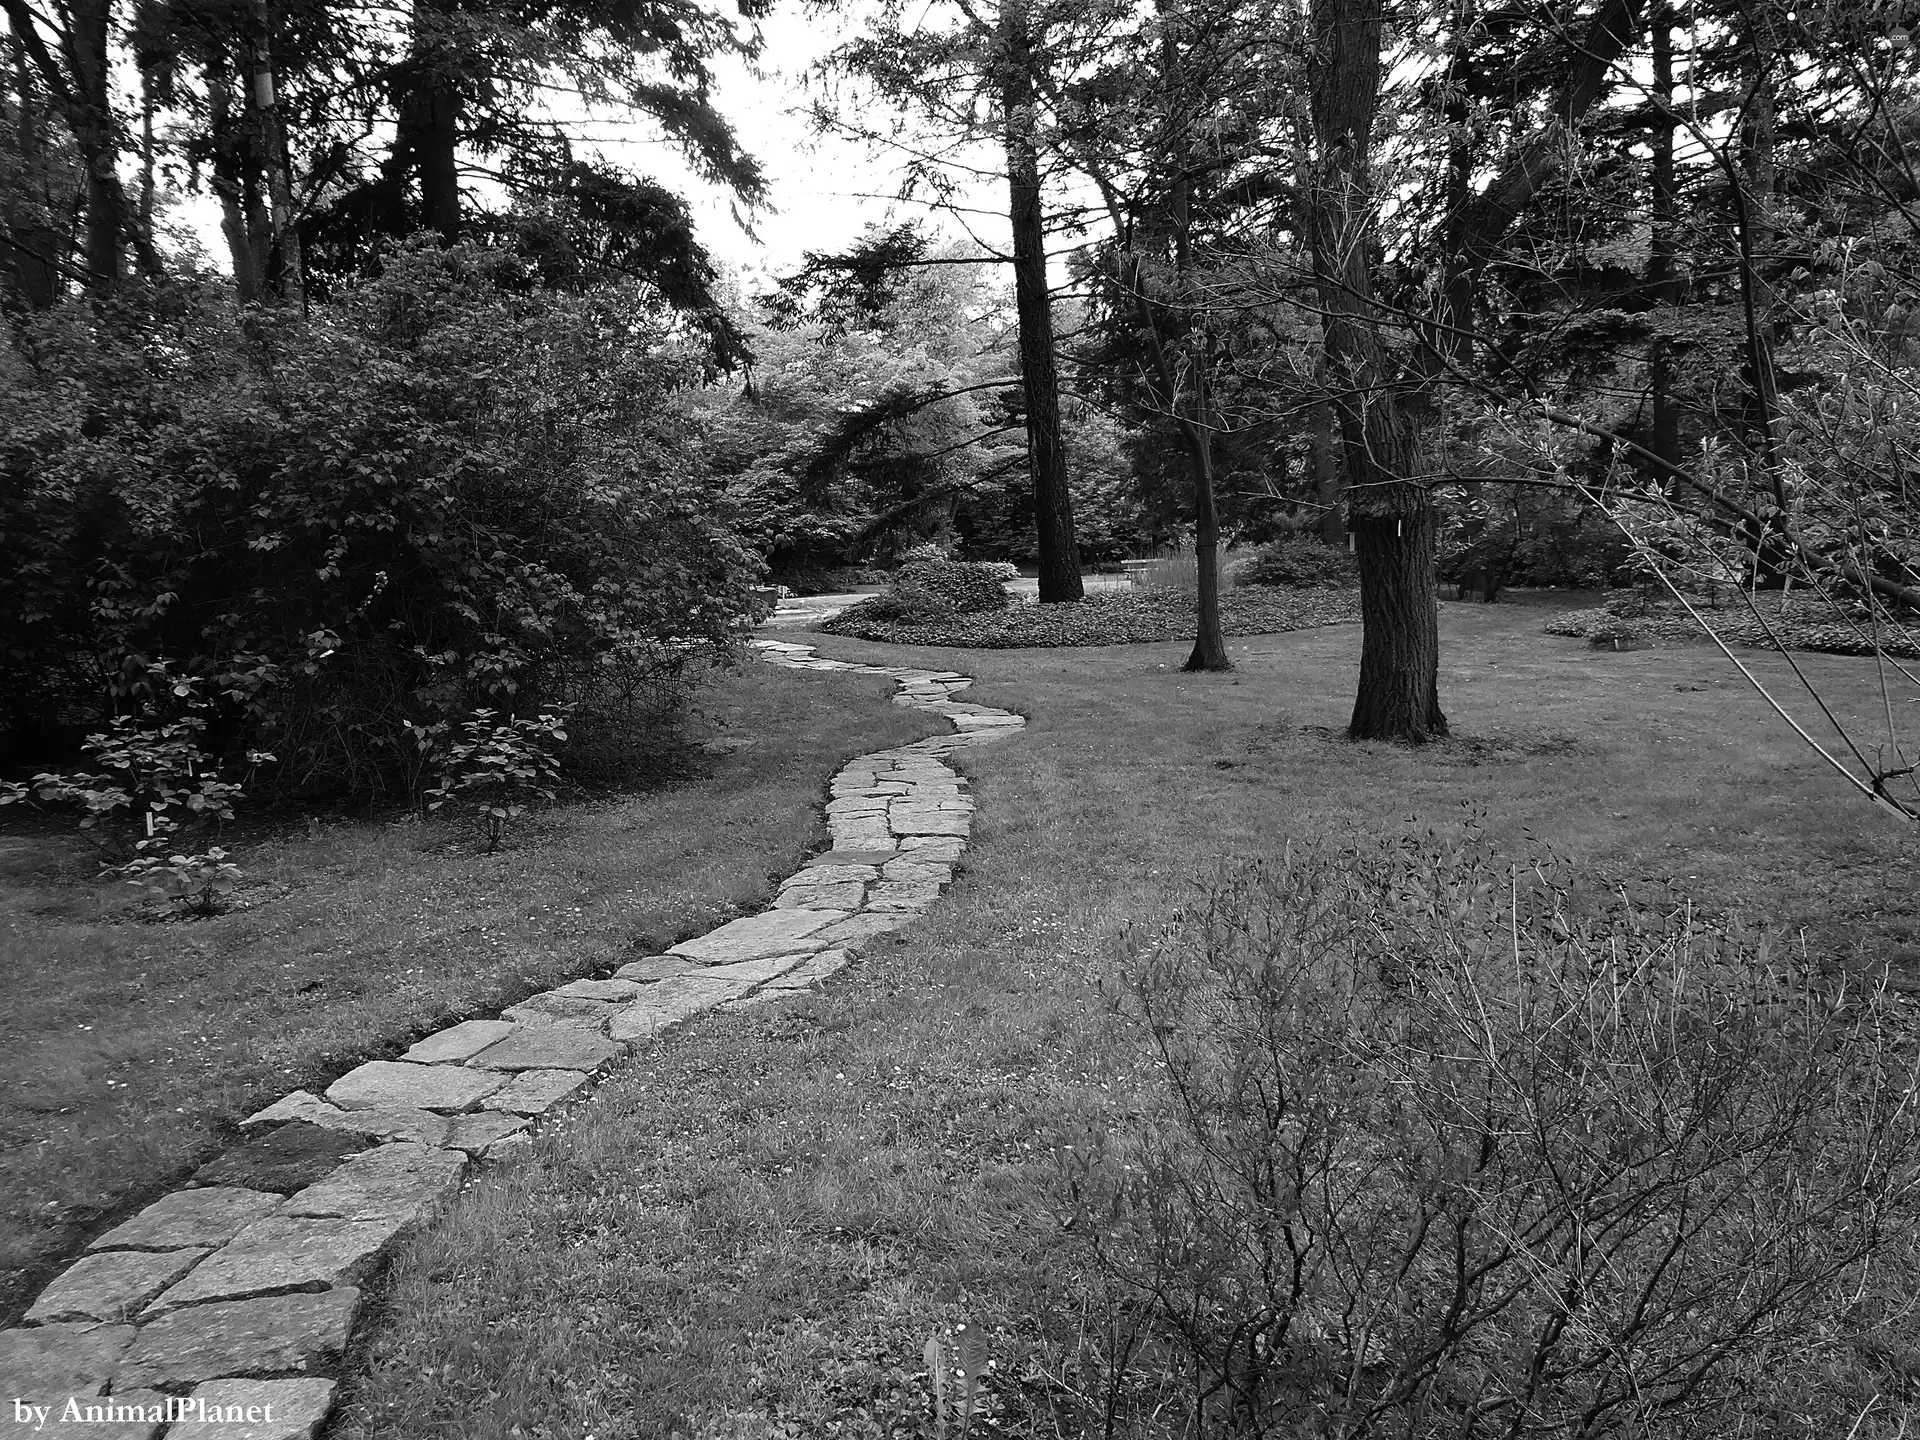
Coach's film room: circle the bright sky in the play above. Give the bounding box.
[171,7,1005,294]
[619,8,1007,290]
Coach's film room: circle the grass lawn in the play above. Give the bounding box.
[330,597,1920,1440]
[0,659,936,1324]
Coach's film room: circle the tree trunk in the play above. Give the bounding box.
[1734,5,1790,584]
[1186,409,1229,671]
[1157,4,1226,670]
[1291,112,1345,546]
[1311,390,1343,544]
[1350,511,1444,737]
[68,0,122,291]
[1648,10,1680,472]
[5,36,60,306]
[1001,0,1083,602]
[209,72,263,301]
[397,0,463,243]
[1308,0,1445,742]
[252,0,303,303]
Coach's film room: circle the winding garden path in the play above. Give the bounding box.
[0,640,1023,1439]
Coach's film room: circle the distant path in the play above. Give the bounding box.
[0,643,1025,1435]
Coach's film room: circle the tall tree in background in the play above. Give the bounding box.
[1053,0,1298,670]
[1306,0,1447,740]
[999,0,1083,599]
[821,0,1097,599]
[3,0,132,290]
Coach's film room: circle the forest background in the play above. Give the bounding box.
[4,0,1919,807]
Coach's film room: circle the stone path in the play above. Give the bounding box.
[0,640,1022,1439]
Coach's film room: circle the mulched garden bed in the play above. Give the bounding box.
[818,587,1361,648]
[1543,592,1920,659]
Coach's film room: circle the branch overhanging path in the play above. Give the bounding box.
[0,644,1026,1426]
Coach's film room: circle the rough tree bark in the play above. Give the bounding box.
[1648,8,1680,471]
[396,0,464,244]
[252,0,303,302]
[1001,0,1084,602]
[1307,0,1445,741]
[4,34,60,306]
[69,0,122,289]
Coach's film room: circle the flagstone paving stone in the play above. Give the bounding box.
[281,1143,467,1225]
[142,1217,401,1314]
[480,1068,594,1116]
[465,1025,622,1073]
[91,1189,285,1254]
[772,881,867,910]
[188,1127,367,1195]
[242,1092,452,1148]
[171,1378,338,1440]
[0,1321,134,1398]
[607,979,751,1043]
[7,638,1024,1440]
[23,1388,172,1439]
[667,906,845,964]
[114,1289,361,1389]
[443,1112,530,1154]
[26,1247,210,1325]
[500,994,620,1029]
[612,954,704,983]
[402,1019,516,1064]
[324,1061,505,1114]
[550,977,645,1002]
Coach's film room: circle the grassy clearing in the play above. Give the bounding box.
[333,597,1920,1439]
[821,585,1360,647]
[0,660,935,1323]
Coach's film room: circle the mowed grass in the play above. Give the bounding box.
[329,598,1920,1440]
[0,660,935,1324]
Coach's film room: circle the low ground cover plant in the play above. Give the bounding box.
[1068,836,1920,1436]
[823,586,1360,647]
[1544,588,1920,658]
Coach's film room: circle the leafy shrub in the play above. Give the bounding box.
[852,555,1013,623]
[120,848,246,918]
[1060,836,1920,1437]
[415,708,569,853]
[1435,483,1635,590]
[0,671,268,912]
[0,246,759,799]
[1235,535,1358,589]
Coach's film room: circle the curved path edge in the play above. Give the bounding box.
[0,640,1024,1438]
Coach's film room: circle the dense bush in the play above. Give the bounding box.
[0,244,760,799]
[855,554,1013,623]
[1436,482,1636,590]
[1063,836,1920,1437]
[1234,534,1359,589]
